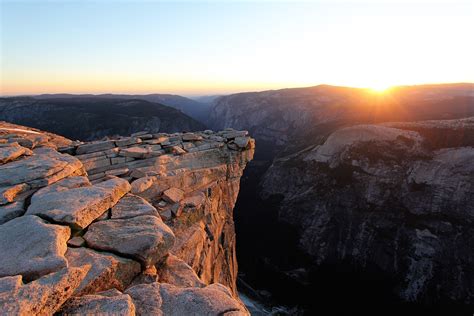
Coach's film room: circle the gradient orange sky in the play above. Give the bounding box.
[1,1,473,96]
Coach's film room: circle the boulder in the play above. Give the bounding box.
[120,147,152,159]
[27,177,131,229]
[115,137,142,147]
[130,176,155,195]
[0,183,29,205]
[182,133,203,141]
[233,136,250,148]
[0,143,32,164]
[0,215,70,281]
[59,290,135,315]
[67,236,85,247]
[111,194,159,219]
[76,140,116,155]
[170,146,186,155]
[66,247,141,295]
[0,201,25,224]
[125,282,248,316]
[0,266,89,315]
[124,282,162,316]
[162,187,184,204]
[158,254,205,288]
[31,176,91,203]
[0,147,84,188]
[84,215,175,267]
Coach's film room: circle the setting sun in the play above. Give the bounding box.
[369,84,392,93]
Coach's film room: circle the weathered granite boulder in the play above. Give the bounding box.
[27,177,131,229]
[120,146,152,159]
[158,254,205,288]
[0,266,89,315]
[130,176,155,194]
[66,247,141,295]
[0,147,84,188]
[84,215,175,267]
[59,289,136,315]
[0,142,32,164]
[31,176,91,202]
[0,215,70,280]
[125,282,248,316]
[111,194,159,219]
[162,187,184,204]
[0,183,28,205]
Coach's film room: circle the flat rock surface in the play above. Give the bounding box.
[26,177,131,229]
[0,266,89,316]
[84,215,175,267]
[59,290,135,316]
[66,247,141,295]
[31,176,91,203]
[0,215,70,281]
[0,147,83,188]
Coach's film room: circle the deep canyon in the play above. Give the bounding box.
[1,83,474,315]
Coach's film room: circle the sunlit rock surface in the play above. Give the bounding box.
[0,122,254,315]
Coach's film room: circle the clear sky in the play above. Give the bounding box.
[1,0,473,96]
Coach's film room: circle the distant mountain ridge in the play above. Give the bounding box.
[34,93,211,122]
[209,83,474,149]
[0,97,206,141]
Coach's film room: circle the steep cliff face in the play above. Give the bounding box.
[0,121,254,315]
[261,117,474,305]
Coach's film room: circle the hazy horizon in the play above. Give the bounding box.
[1,81,474,99]
[1,0,473,95]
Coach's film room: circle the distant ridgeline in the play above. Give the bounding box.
[0,96,207,141]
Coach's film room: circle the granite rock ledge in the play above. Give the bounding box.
[0,122,254,315]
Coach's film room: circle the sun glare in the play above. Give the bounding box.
[369,84,391,93]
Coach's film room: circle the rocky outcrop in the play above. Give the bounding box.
[261,117,474,305]
[0,122,254,315]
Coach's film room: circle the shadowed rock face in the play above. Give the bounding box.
[0,97,206,141]
[261,118,474,307]
[0,122,253,315]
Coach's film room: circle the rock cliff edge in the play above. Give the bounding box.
[0,122,254,315]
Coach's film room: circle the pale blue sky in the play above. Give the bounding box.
[1,0,473,95]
